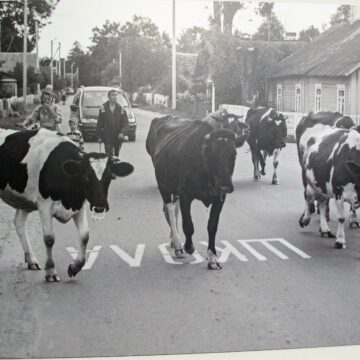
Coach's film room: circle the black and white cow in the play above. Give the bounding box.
[296,121,360,249]
[296,111,358,226]
[146,115,240,270]
[245,107,287,184]
[0,128,133,282]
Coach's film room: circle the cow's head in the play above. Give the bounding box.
[225,117,250,147]
[260,110,287,154]
[202,129,237,199]
[62,153,133,219]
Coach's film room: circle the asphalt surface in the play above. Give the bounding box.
[1,99,360,358]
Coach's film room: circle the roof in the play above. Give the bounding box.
[0,53,37,72]
[271,20,360,78]
[237,39,308,59]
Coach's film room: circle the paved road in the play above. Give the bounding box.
[1,99,360,358]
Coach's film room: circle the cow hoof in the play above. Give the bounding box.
[350,221,360,228]
[272,179,279,185]
[320,230,335,238]
[208,260,223,270]
[253,176,261,181]
[68,264,79,278]
[28,262,41,270]
[299,214,310,227]
[260,170,266,176]
[45,274,61,282]
[334,242,346,249]
[184,244,195,255]
[174,248,186,258]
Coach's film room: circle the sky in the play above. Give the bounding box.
[37,0,341,58]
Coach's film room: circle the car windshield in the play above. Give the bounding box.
[82,91,129,108]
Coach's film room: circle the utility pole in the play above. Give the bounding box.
[35,21,40,95]
[50,40,53,88]
[58,42,61,77]
[119,48,122,88]
[71,63,75,88]
[172,0,176,110]
[23,0,28,103]
[63,58,66,80]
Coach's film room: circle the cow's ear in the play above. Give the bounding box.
[62,160,81,176]
[346,161,360,176]
[110,161,134,177]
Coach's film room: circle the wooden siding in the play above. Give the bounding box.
[267,76,353,114]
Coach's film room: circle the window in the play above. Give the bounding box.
[276,84,283,111]
[314,84,322,112]
[295,84,301,112]
[337,84,345,114]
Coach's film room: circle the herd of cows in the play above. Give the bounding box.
[0,107,359,281]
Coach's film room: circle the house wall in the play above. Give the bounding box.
[350,68,360,115]
[268,76,353,114]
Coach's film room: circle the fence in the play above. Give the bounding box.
[0,94,40,118]
[220,104,360,141]
[176,101,208,118]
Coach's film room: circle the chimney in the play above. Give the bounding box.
[350,5,360,23]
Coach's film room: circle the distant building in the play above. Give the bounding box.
[284,32,297,41]
[267,19,360,117]
[0,71,17,98]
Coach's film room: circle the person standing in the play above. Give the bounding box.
[97,89,129,157]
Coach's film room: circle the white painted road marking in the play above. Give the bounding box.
[200,240,248,263]
[66,245,102,270]
[158,243,204,264]
[110,244,145,267]
[65,239,311,269]
[237,238,311,261]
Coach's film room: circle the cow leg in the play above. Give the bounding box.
[164,201,184,258]
[207,199,224,270]
[349,205,359,228]
[260,151,267,175]
[180,196,195,255]
[272,148,281,185]
[299,187,312,227]
[251,146,261,181]
[38,208,60,282]
[319,200,335,238]
[68,206,89,278]
[334,198,346,249]
[14,210,41,270]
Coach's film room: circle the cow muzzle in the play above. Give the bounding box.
[90,206,108,221]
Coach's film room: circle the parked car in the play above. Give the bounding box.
[70,86,137,141]
[66,87,75,95]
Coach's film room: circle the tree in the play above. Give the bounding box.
[177,27,206,53]
[330,5,351,26]
[212,1,243,33]
[254,2,285,41]
[73,16,171,91]
[299,25,320,41]
[253,3,285,41]
[0,0,59,52]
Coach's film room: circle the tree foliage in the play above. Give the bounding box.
[299,25,320,41]
[177,26,206,53]
[0,0,59,52]
[330,5,351,26]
